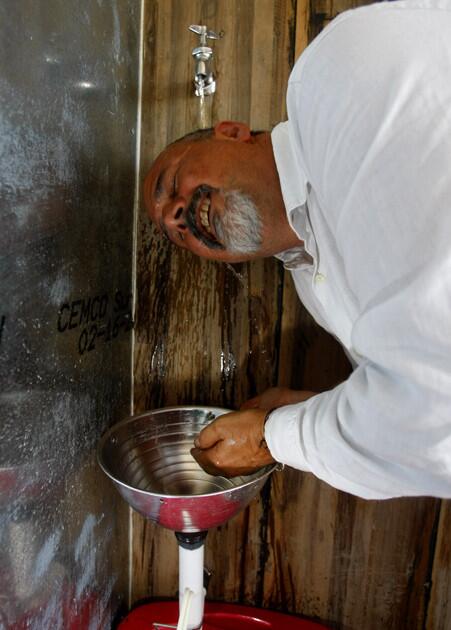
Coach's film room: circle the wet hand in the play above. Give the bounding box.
[191,409,276,477]
[240,386,316,410]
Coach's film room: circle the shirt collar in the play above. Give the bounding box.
[271,121,315,269]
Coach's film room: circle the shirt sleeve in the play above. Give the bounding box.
[265,260,451,500]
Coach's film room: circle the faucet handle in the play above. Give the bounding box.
[189,24,222,45]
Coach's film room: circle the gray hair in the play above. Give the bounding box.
[214,190,263,254]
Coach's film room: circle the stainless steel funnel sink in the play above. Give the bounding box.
[97,406,277,533]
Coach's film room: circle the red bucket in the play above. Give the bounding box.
[119,601,329,629]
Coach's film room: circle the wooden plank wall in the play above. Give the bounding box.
[133,1,451,628]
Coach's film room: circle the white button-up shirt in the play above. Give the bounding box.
[267,0,451,499]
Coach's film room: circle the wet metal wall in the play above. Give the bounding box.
[0,1,140,627]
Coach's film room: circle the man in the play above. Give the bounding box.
[144,0,451,499]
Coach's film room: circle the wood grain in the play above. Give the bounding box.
[295,0,310,59]
[133,0,293,607]
[426,500,451,630]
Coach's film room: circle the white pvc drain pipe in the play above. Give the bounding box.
[178,543,206,630]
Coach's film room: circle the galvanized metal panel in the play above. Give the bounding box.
[0,1,140,627]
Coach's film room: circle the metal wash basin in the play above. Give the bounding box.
[97,406,276,533]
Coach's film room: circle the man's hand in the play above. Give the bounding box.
[191,409,276,477]
[240,386,316,410]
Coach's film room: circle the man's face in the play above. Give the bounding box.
[144,124,279,262]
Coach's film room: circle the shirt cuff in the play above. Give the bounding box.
[264,403,311,472]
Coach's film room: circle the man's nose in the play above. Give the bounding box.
[163,198,187,235]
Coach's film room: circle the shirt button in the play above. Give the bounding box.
[315,272,326,283]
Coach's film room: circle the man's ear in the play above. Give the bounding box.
[214,121,252,142]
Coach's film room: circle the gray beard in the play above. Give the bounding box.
[186,185,263,254]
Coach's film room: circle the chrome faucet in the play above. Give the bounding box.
[188,24,222,97]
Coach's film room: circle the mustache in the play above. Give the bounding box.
[185,185,225,250]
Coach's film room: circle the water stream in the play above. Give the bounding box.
[197,94,212,130]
